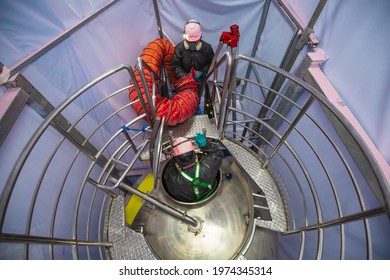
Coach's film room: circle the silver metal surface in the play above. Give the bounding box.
[105,196,156,260]
[141,159,255,260]
[162,115,220,142]
[221,138,287,232]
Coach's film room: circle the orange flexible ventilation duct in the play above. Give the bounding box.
[129,38,199,126]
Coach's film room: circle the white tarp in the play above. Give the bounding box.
[0,0,389,260]
[1,0,388,163]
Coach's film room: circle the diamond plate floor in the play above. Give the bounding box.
[162,114,220,142]
[221,138,287,232]
[105,196,156,260]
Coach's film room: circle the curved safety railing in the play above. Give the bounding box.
[1,52,388,260]
[215,54,390,259]
[0,64,155,259]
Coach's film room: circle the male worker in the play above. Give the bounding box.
[171,19,214,95]
[163,132,223,202]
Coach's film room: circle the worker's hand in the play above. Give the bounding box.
[194,132,207,148]
[194,70,203,80]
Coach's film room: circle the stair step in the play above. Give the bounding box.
[221,138,287,232]
[105,196,156,260]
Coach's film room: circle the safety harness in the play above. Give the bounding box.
[175,157,217,202]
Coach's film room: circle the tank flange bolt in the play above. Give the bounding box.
[226,172,233,180]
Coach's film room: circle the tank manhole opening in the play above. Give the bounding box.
[161,156,222,205]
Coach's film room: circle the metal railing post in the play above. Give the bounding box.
[261,95,314,168]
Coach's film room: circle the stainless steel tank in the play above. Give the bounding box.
[139,157,255,260]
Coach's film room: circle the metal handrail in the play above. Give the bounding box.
[137,57,158,120]
[212,53,389,259]
[0,64,151,259]
[231,82,369,233]
[1,52,388,260]
[0,232,113,247]
[107,177,198,228]
[233,54,389,213]
[1,64,136,229]
[203,51,232,130]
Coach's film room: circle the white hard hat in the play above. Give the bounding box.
[184,19,202,42]
[172,137,195,157]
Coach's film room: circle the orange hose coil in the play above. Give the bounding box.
[129,38,199,126]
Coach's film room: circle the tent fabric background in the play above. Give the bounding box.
[0,0,388,164]
[284,0,390,164]
[0,0,389,260]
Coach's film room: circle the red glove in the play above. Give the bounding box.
[191,67,196,77]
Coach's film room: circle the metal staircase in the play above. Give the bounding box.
[1,45,389,259]
[220,137,286,232]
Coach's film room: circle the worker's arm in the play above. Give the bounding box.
[171,43,188,78]
[195,133,223,163]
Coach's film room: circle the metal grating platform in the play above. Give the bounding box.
[221,138,287,232]
[105,196,156,260]
[162,114,221,142]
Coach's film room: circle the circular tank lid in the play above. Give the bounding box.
[143,160,254,259]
